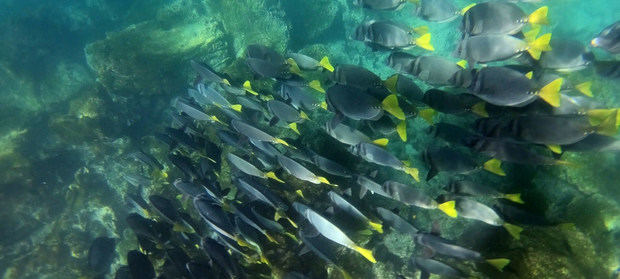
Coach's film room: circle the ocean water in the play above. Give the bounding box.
[0,0,618,278]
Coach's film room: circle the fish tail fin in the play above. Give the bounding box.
[538,78,562,107]
[243,80,259,96]
[525,71,534,79]
[412,25,429,36]
[318,176,337,187]
[308,80,325,93]
[503,222,523,240]
[353,246,377,263]
[235,236,251,248]
[300,111,310,120]
[594,110,619,136]
[274,211,283,221]
[384,74,399,94]
[403,166,420,182]
[368,221,384,233]
[265,233,279,244]
[486,258,511,271]
[419,108,437,125]
[319,56,334,72]
[546,144,562,154]
[438,201,458,218]
[503,193,524,204]
[286,217,298,228]
[414,33,434,51]
[274,138,293,148]
[575,81,593,97]
[285,232,299,243]
[295,189,305,199]
[527,33,552,60]
[456,59,468,69]
[222,78,231,86]
[265,171,285,183]
[230,104,243,112]
[528,6,549,25]
[483,158,506,176]
[287,58,303,76]
[320,101,328,110]
[471,102,488,117]
[460,3,476,15]
[372,138,389,146]
[397,120,407,142]
[260,254,271,266]
[381,94,406,120]
[288,122,301,135]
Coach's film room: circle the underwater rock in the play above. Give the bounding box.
[85,16,231,96]
[282,0,340,47]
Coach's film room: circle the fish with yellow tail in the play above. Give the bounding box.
[349,142,420,181]
[453,197,524,239]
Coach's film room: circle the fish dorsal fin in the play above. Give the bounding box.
[319,56,335,72]
[503,193,524,204]
[372,138,389,146]
[460,3,476,15]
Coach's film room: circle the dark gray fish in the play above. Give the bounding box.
[461,3,548,35]
[540,40,593,72]
[267,100,306,123]
[357,175,391,199]
[113,266,131,279]
[246,57,290,79]
[355,20,412,50]
[190,60,229,85]
[122,173,151,187]
[428,122,478,146]
[563,134,620,152]
[231,119,291,147]
[382,180,438,209]
[193,194,236,240]
[329,64,390,99]
[594,60,620,79]
[166,246,191,278]
[354,0,407,10]
[422,147,478,181]
[422,89,484,115]
[169,154,199,180]
[415,0,459,22]
[246,44,286,64]
[328,191,383,233]
[591,21,620,53]
[326,85,384,121]
[325,121,386,146]
[88,237,116,274]
[277,154,332,185]
[383,73,424,103]
[185,261,212,279]
[227,153,272,181]
[349,143,419,181]
[126,213,171,243]
[415,233,483,261]
[216,129,247,150]
[231,204,278,244]
[464,66,562,107]
[128,151,163,171]
[277,83,321,110]
[149,195,181,224]
[411,257,464,278]
[172,98,215,122]
[506,114,601,145]
[310,152,353,178]
[201,237,242,279]
[400,54,466,86]
[387,51,416,73]
[376,207,419,235]
[298,224,340,266]
[454,33,551,65]
[465,136,563,165]
[127,250,156,279]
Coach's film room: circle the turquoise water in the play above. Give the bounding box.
[0,0,618,278]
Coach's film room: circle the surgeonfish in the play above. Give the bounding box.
[414,0,461,23]
[354,20,434,51]
[446,178,523,204]
[461,3,549,35]
[328,191,383,233]
[353,0,409,11]
[539,39,594,72]
[226,153,285,183]
[454,32,552,65]
[410,256,464,278]
[276,154,335,185]
[349,142,420,181]
[591,21,620,54]
[454,197,523,239]
[231,119,292,147]
[382,180,457,217]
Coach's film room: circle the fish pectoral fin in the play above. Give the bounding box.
[397,121,407,142]
[483,158,506,176]
[528,6,549,25]
[319,56,334,72]
[486,258,511,272]
[502,223,523,240]
[353,245,377,263]
[538,78,562,107]
[265,171,285,183]
[503,193,524,204]
[381,94,406,120]
[438,201,458,218]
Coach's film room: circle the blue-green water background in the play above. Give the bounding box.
[0,0,619,278]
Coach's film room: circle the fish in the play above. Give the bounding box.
[461,3,549,35]
[389,53,467,86]
[539,40,594,72]
[127,250,156,279]
[185,261,212,279]
[422,89,487,116]
[328,191,383,233]
[122,173,151,187]
[310,152,353,178]
[357,175,391,199]
[326,84,384,121]
[376,207,419,235]
[287,53,334,72]
[354,20,434,51]
[447,178,523,204]
[126,213,171,244]
[148,195,191,232]
[354,0,408,11]
[325,121,388,146]
[169,154,200,180]
[427,122,479,146]
[113,266,131,279]
[298,223,351,278]
[277,83,322,111]
[349,143,420,181]
[201,237,243,279]
[231,119,291,147]
[246,57,291,80]
[591,21,620,54]
[233,216,271,265]
[422,147,478,181]
[227,153,285,183]
[230,203,278,244]
[165,246,191,278]
[410,256,464,278]
[276,154,334,185]
[454,197,523,239]
[414,0,461,23]
[293,202,376,263]
[462,66,563,107]
[193,194,238,241]
[190,60,230,85]
[329,64,391,100]
[88,237,116,274]
[454,32,552,65]
[465,136,567,166]
[173,179,207,198]
[594,60,620,79]
[382,180,456,217]
[127,151,163,171]
[563,133,620,153]
[266,100,308,134]
[196,83,243,112]
[415,233,511,271]
[382,73,424,103]
[172,97,223,123]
